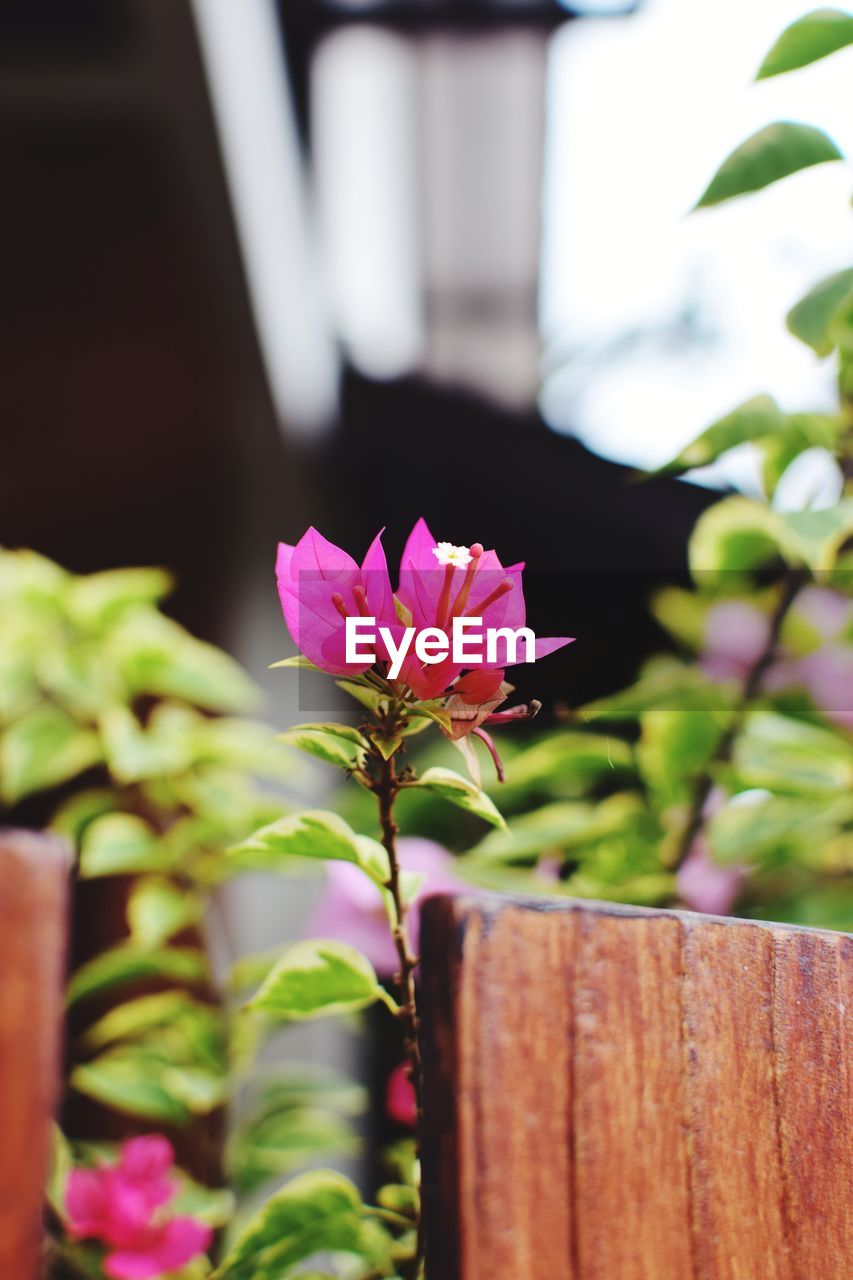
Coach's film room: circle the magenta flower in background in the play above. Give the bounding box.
[677,833,746,917]
[308,837,466,974]
[701,587,853,728]
[65,1136,212,1280]
[386,1062,417,1128]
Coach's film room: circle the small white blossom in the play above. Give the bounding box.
[432,542,472,568]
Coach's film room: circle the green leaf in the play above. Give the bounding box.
[65,567,173,629]
[370,731,404,761]
[733,711,853,796]
[82,990,212,1051]
[709,792,853,864]
[112,610,260,713]
[279,723,368,770]
[786,267,853,355]
[695,122,843,208]
[760,412,845,494]
[249,940,383,1021]
[468,795,645,865]
[638,709,727,807]
[71,1048,192,1125]
[35,641,121,719]
[228,810,390,884]
[782,499,853,572]
[270,654,319,670]
[72,1046,227,1122]
[68,944,209,1006]
[0,705,102,804]
[213,1170,365,1280]
[79,813,169,879]
[170,1174,235,1228]
[499,731,634,800]
[657,396,785,473]
[51,789,118,842]
[230,1107,360,1194]
[407,700,452,734]
[689,497,787,580]
[412,766,507,830]
[187,715,306,782]
[650,588,710,651]
[46,1125,73,1219]
[127,877,204,946]
[756,9,853,79]
[336,678,388,715]
[580,659,735,720]
[99,706,190,783]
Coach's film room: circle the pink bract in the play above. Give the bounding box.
[275,518,572,695]
[308,837,466,974]
[65,1136,212,1280]
[386,1062,417,1128]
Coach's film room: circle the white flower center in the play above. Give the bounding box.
[432,542,472,569]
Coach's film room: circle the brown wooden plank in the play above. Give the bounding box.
[681,918,791,1280]
[419,896,852,1280]
[0,829,71,1280]
[771,927,852,1278]
[458,905,576,1280]
[572,908,693,1280]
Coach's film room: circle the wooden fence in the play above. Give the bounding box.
[420,894,852,1280]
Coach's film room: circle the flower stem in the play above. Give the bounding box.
[369,744,426,1280]
[671,569,805,874]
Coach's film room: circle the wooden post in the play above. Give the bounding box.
[420,894,852,1280]
[0,829,71,1280]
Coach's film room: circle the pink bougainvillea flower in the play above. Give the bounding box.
[65,1136,212,1280]
[276,519,571,699]
[677,833,746,917]
[677,788,746,917]
[701,587,853,728]
[395,517,572,700]
[308,837,466,973]
[276,526,398,676]
[386,1062,417,1128]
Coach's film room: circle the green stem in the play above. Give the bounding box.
[369,742,425,1280]
[671,570,805,874]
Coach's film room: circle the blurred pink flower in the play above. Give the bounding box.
[678,834,745,916]
[701,588,853,728]
[386,1062,417,1128]
[308,837,465,974]
[701,601,771,682]
[66,1136,212,1280]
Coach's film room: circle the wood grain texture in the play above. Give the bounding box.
[0,829,71,1280]
[419,895,852,1280]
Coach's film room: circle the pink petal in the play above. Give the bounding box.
[275,541,296,589]
[103,1251,164,1280]
[386,1063,416,1128]
[119,1137,174,1184]
[795,587,852,641]
[104,1219,212,1280]
[678,836,745,916]
[801,645,853,729]
[292,526,360,584]
[361,529,396,627]
[65,1169,111,1238]
[703,602,770,680]
[494,634,573,668]
[151,1218,213,1271]
[400,517,439,572]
